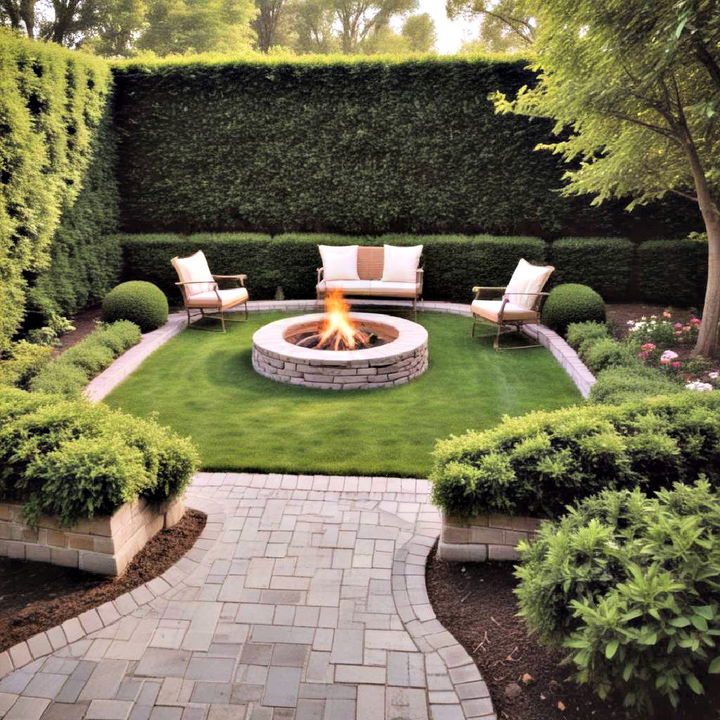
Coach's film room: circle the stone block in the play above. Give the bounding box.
[488,544,520,561]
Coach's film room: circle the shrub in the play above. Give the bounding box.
[430,393,720,519]
[0,342,54,390]
[92,321,142,355]
[550,237,635,299]
[60,342,116,376]
[583,338,640,374]
[626,316,678,346]
[29,363,90,397]
[515,481,720,712]
[590,366,684,405]
[0,387,199,527]
[102,281,168,332]
[566,322,610,352]
[542,284,606,336]
[638,238,707,307]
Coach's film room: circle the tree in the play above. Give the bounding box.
[402,11,435,52]
[291,0,336,52]
[494,0,720,357]
[331,0,417,53]
[252,0,287,52]
[446,0,534,53]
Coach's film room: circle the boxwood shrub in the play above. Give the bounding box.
[102,281,169,332]
[565,322,610,352]
[542,283,606,336]
[582,338,640,374]
[590,366,683,405]
[0,387,198,527]
[516,481,720,712]
[430,393,720,519]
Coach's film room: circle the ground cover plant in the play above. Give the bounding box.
[104,311,580,476]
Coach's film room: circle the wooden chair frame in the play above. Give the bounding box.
[175,274,248,332]
[471,286,550,350]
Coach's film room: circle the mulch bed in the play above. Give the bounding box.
[0,509,206,653]
[53,305,103,355]
[426,547,720,720]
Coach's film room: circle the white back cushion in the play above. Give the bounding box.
[381,245,423,283]
[173,250,214,296]
[505,258,554,309]
[319,245,360,281]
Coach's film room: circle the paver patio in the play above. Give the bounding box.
[0,473,494,720]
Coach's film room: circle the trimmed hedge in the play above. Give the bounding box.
[638,238,708,307]
[542,284,606,336]
[589,366,683,405]
[549,237,634,299]
[0,386,198,527]
[0,32,116,350]
[430,393,720,519]
[118,232,547,303]
[30,321,141,396]
[102,281,168,332]
[0,342,54,390]
[112,56,698,239]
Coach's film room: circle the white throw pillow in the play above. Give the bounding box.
[381,245,423,284]
[319,245,360,281]
[173,250,214,296]
[505,258,554,309]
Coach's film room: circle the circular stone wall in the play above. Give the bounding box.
[252,312,428,390]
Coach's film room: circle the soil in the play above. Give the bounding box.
[0,509,206,653]
[54,305,103,355]
[426,547,720,720]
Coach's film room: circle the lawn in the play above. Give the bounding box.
[105,311,581,476]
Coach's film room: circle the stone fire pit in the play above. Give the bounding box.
[252,312,428,390]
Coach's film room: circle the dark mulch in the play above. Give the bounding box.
[53,305,103,355]
[426,547,720,720]
[0,509,206,652]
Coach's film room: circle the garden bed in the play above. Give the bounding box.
[0,509,206,653]
[426,548,720,720]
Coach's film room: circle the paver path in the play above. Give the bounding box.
[0,474,494,720]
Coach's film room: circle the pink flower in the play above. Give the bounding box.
[674,323,683,329]
[672,361,681,369]
[691,318,701,325]
[663,311,672,319]
[660,350,679,364]
[641,343,656,351]
[683,326,691,332]
[674,331,682,336]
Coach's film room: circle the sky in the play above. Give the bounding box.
[417,0,479,54]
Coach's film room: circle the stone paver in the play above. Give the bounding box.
[0,474,495,719]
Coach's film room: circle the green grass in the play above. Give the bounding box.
[105,312,581,476]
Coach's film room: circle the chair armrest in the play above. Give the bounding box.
[416,267,424,292]
[473,286,506,300]
[175,280,221,303]
[500,291,550,314]
[213,274,246,287]
[317,267,324,283]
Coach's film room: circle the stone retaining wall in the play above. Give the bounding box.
[0,497,184,575]
[438,512,541,562]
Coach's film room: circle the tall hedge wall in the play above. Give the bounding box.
[0,32,118,350]
[112,56,699,239]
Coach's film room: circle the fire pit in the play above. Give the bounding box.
[252,292,428,390]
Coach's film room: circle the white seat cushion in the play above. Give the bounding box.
[471,299,538,323]
[369,281,419,297]
[319,245,360,281]
[317,280,374,294]
[381,245,423,283]
[187,287,248,309]
[505,258,554,309]
[172,250,214,296]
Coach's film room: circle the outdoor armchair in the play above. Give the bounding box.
[171,250,249,331]
[471,259,554,350]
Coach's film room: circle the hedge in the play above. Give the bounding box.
[112,56,698,239]
[549,237,634,299]
[0,386,198,527]
[0,32,117,351]
[637,238,708,307]
[430,393,720,519]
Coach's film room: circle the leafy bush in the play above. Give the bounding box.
[515,481,720,712]
[583,338,640,374]
[542,283,606,336]
[0,342,54,390]
[0,387,199,527]
[638,238,707,307]
[0,32,115,352]
[102,281,168,332]
[625,316,678,346]
[29,321,142,397]
[566,322,610,352]
[550,237,635,299]
[590,366,684,405]
[430,393,720,519]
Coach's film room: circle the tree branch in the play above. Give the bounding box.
[669,188,699,203]
[693,35,720,94]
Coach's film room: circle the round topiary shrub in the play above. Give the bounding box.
[542,283,606,336]
[102,281,168,333]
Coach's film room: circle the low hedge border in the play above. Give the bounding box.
[117,232,708,307]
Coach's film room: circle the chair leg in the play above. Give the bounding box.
[186,307,191,327]
[494,323,502,351]
[413,297,417,320]
[220,311,226,333]
[244,302,248,320]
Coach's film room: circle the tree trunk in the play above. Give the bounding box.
[693,208,720,358]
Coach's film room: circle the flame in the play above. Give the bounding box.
[317,290,359,351]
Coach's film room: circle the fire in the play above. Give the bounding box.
[317,290,360,351]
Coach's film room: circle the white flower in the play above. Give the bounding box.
[710,371,719,379]
[686,381,714,392]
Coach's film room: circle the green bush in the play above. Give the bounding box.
[0,342,54,390]
[430,393,720,519]
[590,366,683,405]
[638,238,707,307]
[0,387,198,527]
[515,481,720,712]
[102,281,168,332]
[583,338,640,374]
[112,56,697,239]
[542,283,606,336]
[566,322,610,352]
[550,237,635,299]
[29,321,142,397]
[0,32,115,351]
